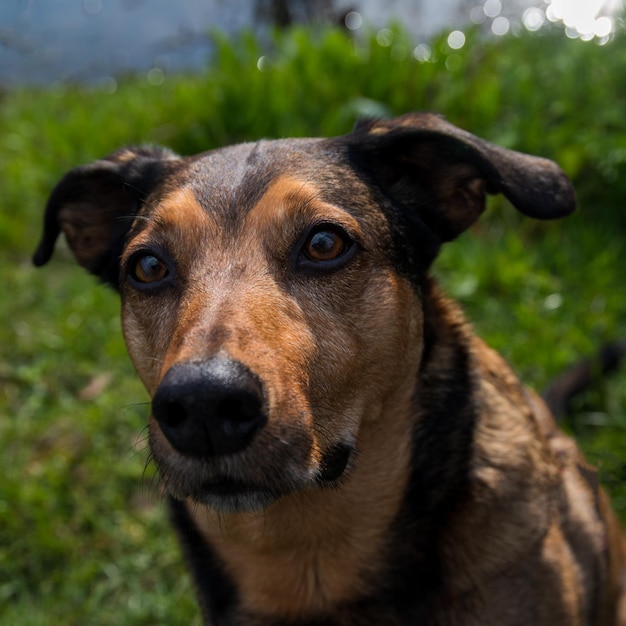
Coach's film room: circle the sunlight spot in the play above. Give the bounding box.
[413,43,432,62]
[256,55,268,72]
[447,30,466,50]
[544,293,563,311]
[453,275,478,298]
[491,16,510,36]
[483,0,502,18]
[594,16,613,38]
[376,29,394,47]
[522,7,546,31]
[344,11,362,31]
[545,0,620,39]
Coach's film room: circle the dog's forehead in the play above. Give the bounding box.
[145,137,377,228]
[189,137,359,207]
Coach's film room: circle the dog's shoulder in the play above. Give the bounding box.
[421,285,625,623]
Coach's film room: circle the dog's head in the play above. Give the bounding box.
[34,113,575,512]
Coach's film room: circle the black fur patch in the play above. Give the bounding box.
[168,497,238,624]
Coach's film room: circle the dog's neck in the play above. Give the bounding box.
[418,282,561,598]
[183,365,419,621]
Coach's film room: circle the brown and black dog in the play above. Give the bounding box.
[34,113,626,625]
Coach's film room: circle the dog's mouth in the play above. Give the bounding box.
[152,445,312,513]
[193,477,282,513]
[154,446,356,514]
[188,444,354,511]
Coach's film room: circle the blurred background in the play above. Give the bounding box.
[1,1,626,624]
[1,0,623,85]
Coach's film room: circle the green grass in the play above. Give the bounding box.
[2,24,626,624]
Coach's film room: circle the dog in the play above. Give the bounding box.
[34,112,626,625]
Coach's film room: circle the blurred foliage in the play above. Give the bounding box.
[1,23,626,624]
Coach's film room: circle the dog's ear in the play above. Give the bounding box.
[348,112,576,247]
[33,146,179,288]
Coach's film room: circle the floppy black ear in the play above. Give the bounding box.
[347,112,576,259]
[33,146,179,288]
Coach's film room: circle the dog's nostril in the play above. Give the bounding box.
[161,400,188,428]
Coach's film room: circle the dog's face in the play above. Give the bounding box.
[34,113,575,513]
[120,144,425,511]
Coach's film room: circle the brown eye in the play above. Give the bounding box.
[303,229,348,262]
[131,253,168,284]
[296,224,356,273]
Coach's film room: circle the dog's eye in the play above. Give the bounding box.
[300,225,354,269]
[130,253,169,284]
[304,229,347,262]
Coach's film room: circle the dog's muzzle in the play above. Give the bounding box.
[152,357,267,458]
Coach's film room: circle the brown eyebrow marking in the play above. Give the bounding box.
[123,187,218,258]
[245,175,362,238]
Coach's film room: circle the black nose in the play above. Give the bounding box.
[152,358,267,457]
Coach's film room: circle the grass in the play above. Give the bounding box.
[1,23,626,624]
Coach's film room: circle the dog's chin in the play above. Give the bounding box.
[155,455,311,514]
[189,478,286,513]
